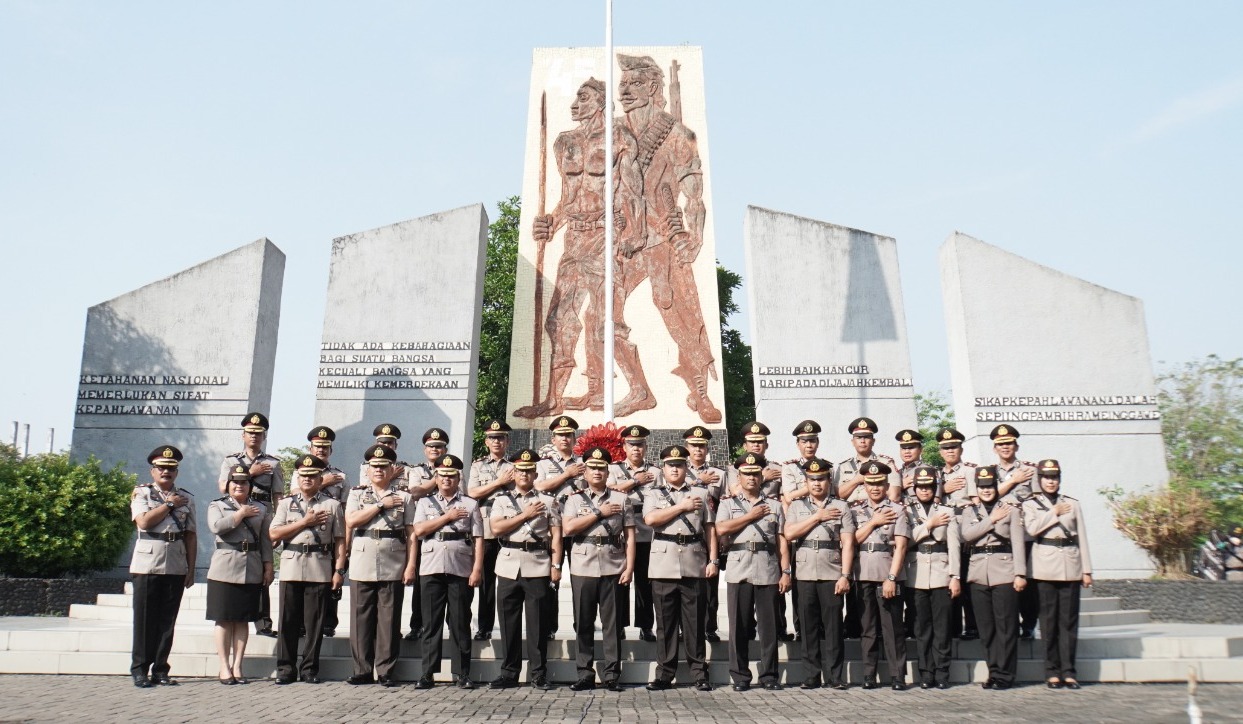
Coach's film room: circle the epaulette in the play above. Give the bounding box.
[214,495,229,502]
[178,487,194,496]
[1021,460,1037,467]
[1061,495,1077,502]
[766,494,780,502]
[352,484,367,490]
[962,461,978,468]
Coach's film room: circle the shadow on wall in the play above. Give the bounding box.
[332,373,453,481]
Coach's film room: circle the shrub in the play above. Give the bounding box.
[0,448,136,577]
[1101,483,1215,578]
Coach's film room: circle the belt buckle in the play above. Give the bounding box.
[164,531,177,542]
[369,529,382,540]
[241,540,251,553]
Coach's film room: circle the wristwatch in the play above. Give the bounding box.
[710,558,722,566]
[165,501,176,510]
[551,563,562,570]
[335,568,348,576]
[886,573,897,582]
[781,568,792,575]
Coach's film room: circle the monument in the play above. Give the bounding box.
[744,207,917,461]
[70,239,285,573]
[940,232,1162,577]
[505,47,728,451]
[314,205,488,464]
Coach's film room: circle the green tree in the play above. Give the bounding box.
[0,449,135,577]
[717,263,753,452]
[915,390,956,468]
[473,196,520,458]
[1157,355,1243,527]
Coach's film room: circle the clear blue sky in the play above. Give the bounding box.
[2,1,1240,454]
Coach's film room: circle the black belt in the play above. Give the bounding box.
[1037,537,1079,548]
[728,541,775,553]
[216,540,259,553]
[654,532,704,546]
[140,531,184,542]
[430,531,469,542]
[251,491,272,502]
[284,542,333,555]
[860,543,892,553]
[796,539,840,551]
[917,543,949,554]
[500,539,549,552]
[363,529,405,541]
[971,544,1012,554]
[575,534,622,547]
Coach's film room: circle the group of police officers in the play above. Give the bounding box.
[129,412,1093,691]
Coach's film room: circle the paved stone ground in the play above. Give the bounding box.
[0,676,1239,723]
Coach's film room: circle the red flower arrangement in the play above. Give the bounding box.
[572,421,625,464]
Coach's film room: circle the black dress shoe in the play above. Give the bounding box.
[762,681,783,691]
[404,628,423,641]
[531,676,555,690]
[256,628,277,638]
[992,680,1012,690]
[490,676,518,689]
[936,682,951,690]
[347,674,374,685]
[1046,679,1063,689]
[646,679,673,691]
[473,630,491,641]
[830,682,848,690]
[861,680,877,690]
[891,679,905,691]
[605,680,624,692]
[705,631,721,643]
[920,681,932,689]
[322,629,335,638]
[456,676,475,690]
[415,674,434,689]
[233,676,249,685]
[960,629,979,640]
[981,679,995,689]
[801,678,821,690]
[639,629,656,642]
[275,676,295,685]
[1019,628,1034,640]
[219,677,237,685]
[304,675,322,684]
[1064,679,1081,690]
[777,631,794,642]
[731,682,750,692]
[378,675,399,688]
[150,674,178,686]
[570,677,595,691]
[695,680,713,692]
[132,674,153,689]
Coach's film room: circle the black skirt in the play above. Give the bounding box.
[206,580,262,622]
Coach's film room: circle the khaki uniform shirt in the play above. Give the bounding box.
[563,487,635,576]
[345,485,415,582]
[206,497,273,584]
[1023,494,1092,581]
[896,460,924,504]
[272,493,344,583]
[130,484,197,575]
[940,461,978,508]
[405,461,438,500]
[960,502,1028,586]
[319,465,349,503]
[357,461,413,495]
[219,451,284,499]
[786,497,855,581]
[537,453,584,503]
[719,493,784,585]
[726,461,784,498]
[833,454,899,503]
[643,482,714,579]
[853,499,911,582]
[685,462,727,503]
[996,460,1039,505]
[491,488,560,580]
[415,491,482,577]
[780,458,820,498]
[610,460,660,543]
[468,455,514,539]
[904,501,961,589]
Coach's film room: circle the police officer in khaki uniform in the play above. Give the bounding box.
[893,429,925,503]
[413,454,484,689]
[402,427,450,640]
[130,446,197,688]
[207,465,274,684]
[716,452,789,691]
[218,412,283,637]
[784,458,855,690]
[904,465,961,689]
[490,448,563,690]
[609,424,659,641]
[642,445,717,692]
[361,423,413,493]
[683,426,726,642]
[344,444,417,687]
[564,446,636,691]
[727,422,791,641]
[1023,459,1093,690]
[937,427,979,641]
[779,419,823,642]
[989,425,1040,640]
[467,418,515,641]
[306,426,347,638]
[269,455,345,685]
[535,416,584,640]
[960,465,1028,690]
[853,461,910,690]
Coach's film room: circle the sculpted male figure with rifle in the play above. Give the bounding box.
[515,78,645,419]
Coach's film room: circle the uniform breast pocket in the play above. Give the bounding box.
[281,549,295,565]
[133,541,154,557]
[499,548,515,561]
[795,549,809,565]
[650,541,671,555]
[352,539,370,555]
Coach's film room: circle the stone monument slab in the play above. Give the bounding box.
[70,238,285,573]
[941,232,1163,577]
[314,205,487,465]
[505,46,727,443]
[745,207,917,461]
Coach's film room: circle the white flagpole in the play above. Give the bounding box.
[603,0,616,421]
